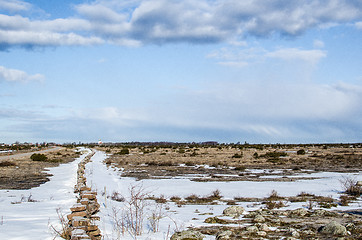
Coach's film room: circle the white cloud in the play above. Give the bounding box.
[0,30,103,46]
[0,0,31,12]
[313,39,325,48]
[356,21,362,29]
[0,66,44,82]
[208,45,326,67]
[0,0,360,49]
[217,61,248,68]
[265,48,327,64]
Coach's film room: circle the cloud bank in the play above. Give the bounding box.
[1,0,362,49]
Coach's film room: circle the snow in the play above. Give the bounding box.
[85,150,362,240]
[0,148,361,240]
[0,148,91,240]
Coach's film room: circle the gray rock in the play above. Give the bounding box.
[215,230,233,240]
[287,228,300,238]
[253,214,265,223]
[289,208,308,217]
[222,206,244,218]
[345,223,355,231]
[302,229,315,235]
[257,231,267,236]
[256,223,270,232]
[320,221,347,236]
[170,230,204,240]
[246,226,259,232]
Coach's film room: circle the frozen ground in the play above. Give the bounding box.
[0,148,361,240]
[0,148,91,240]
[85,151,362,240]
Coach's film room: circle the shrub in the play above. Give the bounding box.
[118,148,130,155]
[231,153,243,158]
[234,165,246,171]
[30,153,48,161]
[297,149,306,155]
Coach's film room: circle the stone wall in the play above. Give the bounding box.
[67,151,102,240]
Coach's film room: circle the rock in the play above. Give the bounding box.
[170,230,204,240]
[290,230,300,238]
[256,223,270,232]
[87,225,99,231]
[215,230,233,240]
[345,223,355,232]
[72,216,90,227]
[87,228,101,236]
[246,226,259,232]
[70,228,90,240]
[320,221,347,236]
[302,229,315,235]
[257,231,267,236]
[356,181,362,186]
[204,217,228,224]
[289,208,308,217]
[253,214,265,223]
[311,209,335,217]
[222,206,244,218]
[67,211,87,220]
[71,204,87,212]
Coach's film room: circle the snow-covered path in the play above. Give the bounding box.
[0,148,91,240]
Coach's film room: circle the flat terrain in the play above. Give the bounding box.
[0,144,361,239]
[102,144,362,181]
[0,147,80,189]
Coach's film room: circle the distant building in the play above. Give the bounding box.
[98,140,103,145]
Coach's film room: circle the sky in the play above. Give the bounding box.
[1,0,362,144]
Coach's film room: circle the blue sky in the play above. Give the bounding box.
[1,0,362,144]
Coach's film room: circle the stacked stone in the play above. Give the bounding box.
[67,151,102,240]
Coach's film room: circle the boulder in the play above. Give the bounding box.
[170,230,204,240]
[204,217,227,224]
[253,214,265,223]
[287,228,300,238]
[246,226,258,232]
[319,221,347,236]
[215,230,233,240]
[222,206,244,218]
[256,223,270,232]
[289,208,308,217]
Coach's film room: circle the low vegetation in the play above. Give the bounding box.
[30,153,48,161]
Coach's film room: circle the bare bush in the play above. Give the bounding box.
[148,203,166,233]
[340,176,361,196]
[111,191,125,202]
[50,208,71,240]
[124,184,150,237]
[110,206,126,239]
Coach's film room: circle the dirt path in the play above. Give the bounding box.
[0,147,63,161]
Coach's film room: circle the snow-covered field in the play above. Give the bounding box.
[0,148,91,240]
[0,148,361,240]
